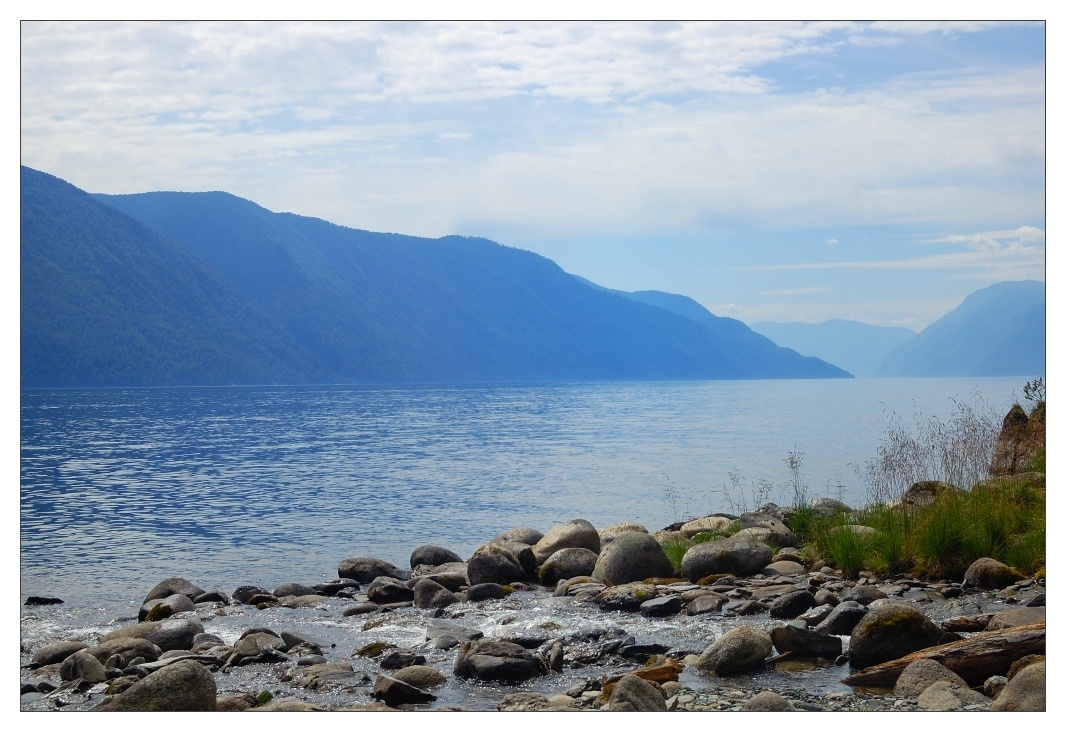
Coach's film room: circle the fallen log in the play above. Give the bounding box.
[843,622,1044,688]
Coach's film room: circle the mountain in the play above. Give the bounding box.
[20,166,324,387]
[19,164,851,387]
[749,320,917,377]
[873,280,1045,377]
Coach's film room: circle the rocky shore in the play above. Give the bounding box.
[20,510,1046,712]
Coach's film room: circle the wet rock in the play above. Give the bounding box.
[684,592,728,616]
[986,606,1045,630]
[916,680,988,711]
[962,557,1028,590]
[813,600,867,635]
[769,624,842,659]
[596,583,657,612]
[413,571,467,592]
[409,545,463,569]
[95,659,216,711]
[342,602,379,616]
[30,640,88,667]
[848,603,947,670]
[273,582,318,598]
[232,585,271,604]
[598,522,648,547]
[681,537,773,581]
[894,658,970,697]
[608,673,667,711]
[453,640,548,683]
[192,589,228,604]
[592,531,676,585]
[466,583,507,602]
[742,690,796,711]
[840,585,888,606]
[142,577,206,605]
[411,578,460,609]
[762,560,806,577]
[679,516,734,538]
[293,662,361,689]
[366,576,415,604]
[539,547,599,586]
[392,665,446,689]
[337,557,408,584]
[24,596,64,606]
[768,590,816,619]
[696,626,773,676]
[533,519,601,565]
[379,649,426,670]
[99,617,204,653]
[640,595,681,617]
[280,630,321,654]
[467,543,528,586]
[60,649,108,683]
[139,592,195,621]
[992,662,1045,711]
[492,527,544,545]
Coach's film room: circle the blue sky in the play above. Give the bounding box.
[19,19,1047,330]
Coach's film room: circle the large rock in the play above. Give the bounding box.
[768,590,816,619]
[592,531,676,585]
[598,522,648,547]
[272,582,318,598]
[60,649,108,683]
[769,624,842,659]
[538,547,599,586]
[337,557,407,583]
[409,545,463,569]
[372,674,437,706]
[533,519,600,565]
[963,557,1027,589]
[366,576,414,604]
[742,690,797,711]
[608,673,667,711]
[901,481,959,507]
[492,527,544,545]
[139,593,196,621]
[392,665,447,689]
[695,626,773,676]
[916,680,989,711]
[738,512,798,547]
[95,659,216,711]
[848,603,947,669]
[680,537,773,581]
[986,606,1045,630]
[679,515,734,538]
[411,578,460,610]
[453,640,548,683]
[31,640,88,667]
[894,658,970,697]
[991,661,1045,711]
[467,543,529,586]
[809,497,853,517]
[86,638,162,665]
[142,577,206,605]
[990,402,1044,477]
[99,617,204,653]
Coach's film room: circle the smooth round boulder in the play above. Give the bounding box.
[86,638,162,665]
[809,497,853,517]
[894,658,970,697]
[991,661,1045,711]
[963,557,1027,589]
[139,592,196,621]
[916,680,989,711]
[372,674,437,707]
[738,512,798,547]
[696,626,773,676]
[31,640,88,667]
[337,557,407,583]
[467,543,528,586]
[813,600,868,636]
[273,582,318,598]
[392,665,447,689]
[592,531,676,585]
[466,583,508,602]
[533,519,600,565]
[142,578,206,605]
[99,617,204,653]
[366,576,414,604]
[598,522,648,547]
[769,590,816,619]
[848,603,947,669]
[742,690,796,711]
[453,640,548,683]
[232,585,271,604]
[679,515,734,538]
[410,545,463,569]
[538,547,599,587]
[770,624,842,659]
[59,649,108,683]
[840,585,888,605]
[96,658,217,711]
[681,537,773,581]
[762,560,806,576]
[987,606,1045,630]
[492,527,544,545]
[411,578,460,610]
[608,673,667,711]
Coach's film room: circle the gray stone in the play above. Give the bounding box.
[409,544,463,569]
[231,585,270,604]
[640,595,682,617]
[762,560,806,576]
[848,603,947,670]
[916,680,988,711]
[453,640,548,683]
[598,522,648,547]
[31,640,88,667]
[963,557,1027,589]
[809,497,853,516]
[769,590,816,619]
[608,673,667,711]
[813,600,868,635]
[99,617,204,653]
[986,606,1045,630]
[681,537,773,581]
[533,519,601,565]
[492,527,544,545]
[991,661,1045,711]
[294,662,361,689]
[679,516,734,538]
[769,624,842,659]
[273,582,318,597]
[337,557,407,583]
[738,512,799,546]
[894,658,970,697]
[840,585,888,605]
[596,583,658,612]
[742,690,796,711]
[466,583,507,602]
[498,692,555,711]
[139,592,196,621]
[86,638,162,666]
[696,626,773,676]
[367,575,415,604]
[684,592,728,616]
[392,665,447,689]
[379,649,426,670]
[142,577,206,605]
[467,543,529,586]
[592,531,676,585]
[411,578,460,609]
[372,674,437,707]
[95,659,216,711]
[60,649,108,683]
[538,547,599,586]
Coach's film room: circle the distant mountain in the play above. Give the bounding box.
[20,166,324,387]
[749,320,916,377]
[873,280,1045,377]
[19,165,852,387]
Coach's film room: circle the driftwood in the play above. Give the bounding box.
[843,622,1044,688]
[604,658,683,686]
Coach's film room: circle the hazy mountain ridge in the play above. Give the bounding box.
[21,165,851,387]
[873,280,1045,378]
[749,320,917,378]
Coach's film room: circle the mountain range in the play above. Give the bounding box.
[749,320,917,378]
[20,165,848,388]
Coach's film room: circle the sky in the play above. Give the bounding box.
[19,18,1048,331]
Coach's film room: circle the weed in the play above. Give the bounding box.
[661,538,693,573]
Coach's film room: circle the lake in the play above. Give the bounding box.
[20,377,1026,614]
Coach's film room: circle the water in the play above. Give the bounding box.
[21,377,1024,615]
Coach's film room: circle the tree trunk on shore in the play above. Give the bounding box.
[842,622,1045,688]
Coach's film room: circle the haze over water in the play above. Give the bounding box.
[21,377,1025,613]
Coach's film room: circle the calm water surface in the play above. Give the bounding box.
[20,377,1024,612]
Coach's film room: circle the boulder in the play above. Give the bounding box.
[366,576,415,604]
[411,578,460,610]
[809,497,853,517]
[372,675,437,706]
[769,624,842,659]
[608,673,667,711]
[142,577,206,605]
[272,582,318,598]
[738,512,799,546]
[963,557,1027,590]
[492,527,544,545]
[95,659,216,711]
[839,585,887,605]
[679,515,734,538]
[231,585,270,604]
[762,560,806,577]
[893,658,969,697]
[901,480,959,507]
[639,595,681,617]
[538,547,599,587]
[86,638,162,665]
[337,557,407,583]
[695,626,773,676]
[990,402,1044,477]
[599,522,648,547]
[916,680,988,711]
[392,665,447,689]
[987,606,1045,630]
[379,649,426,670]
[467,543,528,586]
[769,590,816,619]
[684,592,728,616]
[848,603,948,669]
[466,583,508,602]
[533,519,601,565]
[596,583,657,612]
[312,578,360,596]
[592,531,676,585]
[99,617,204,653]
[453,640,548,683]
[59,649,108,683]
[409,545,463,569]
[991,661,1045,711]
[31,640,88,667]
[680,537,773,581]
[139,592,195,621]
[742,690,796,711]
